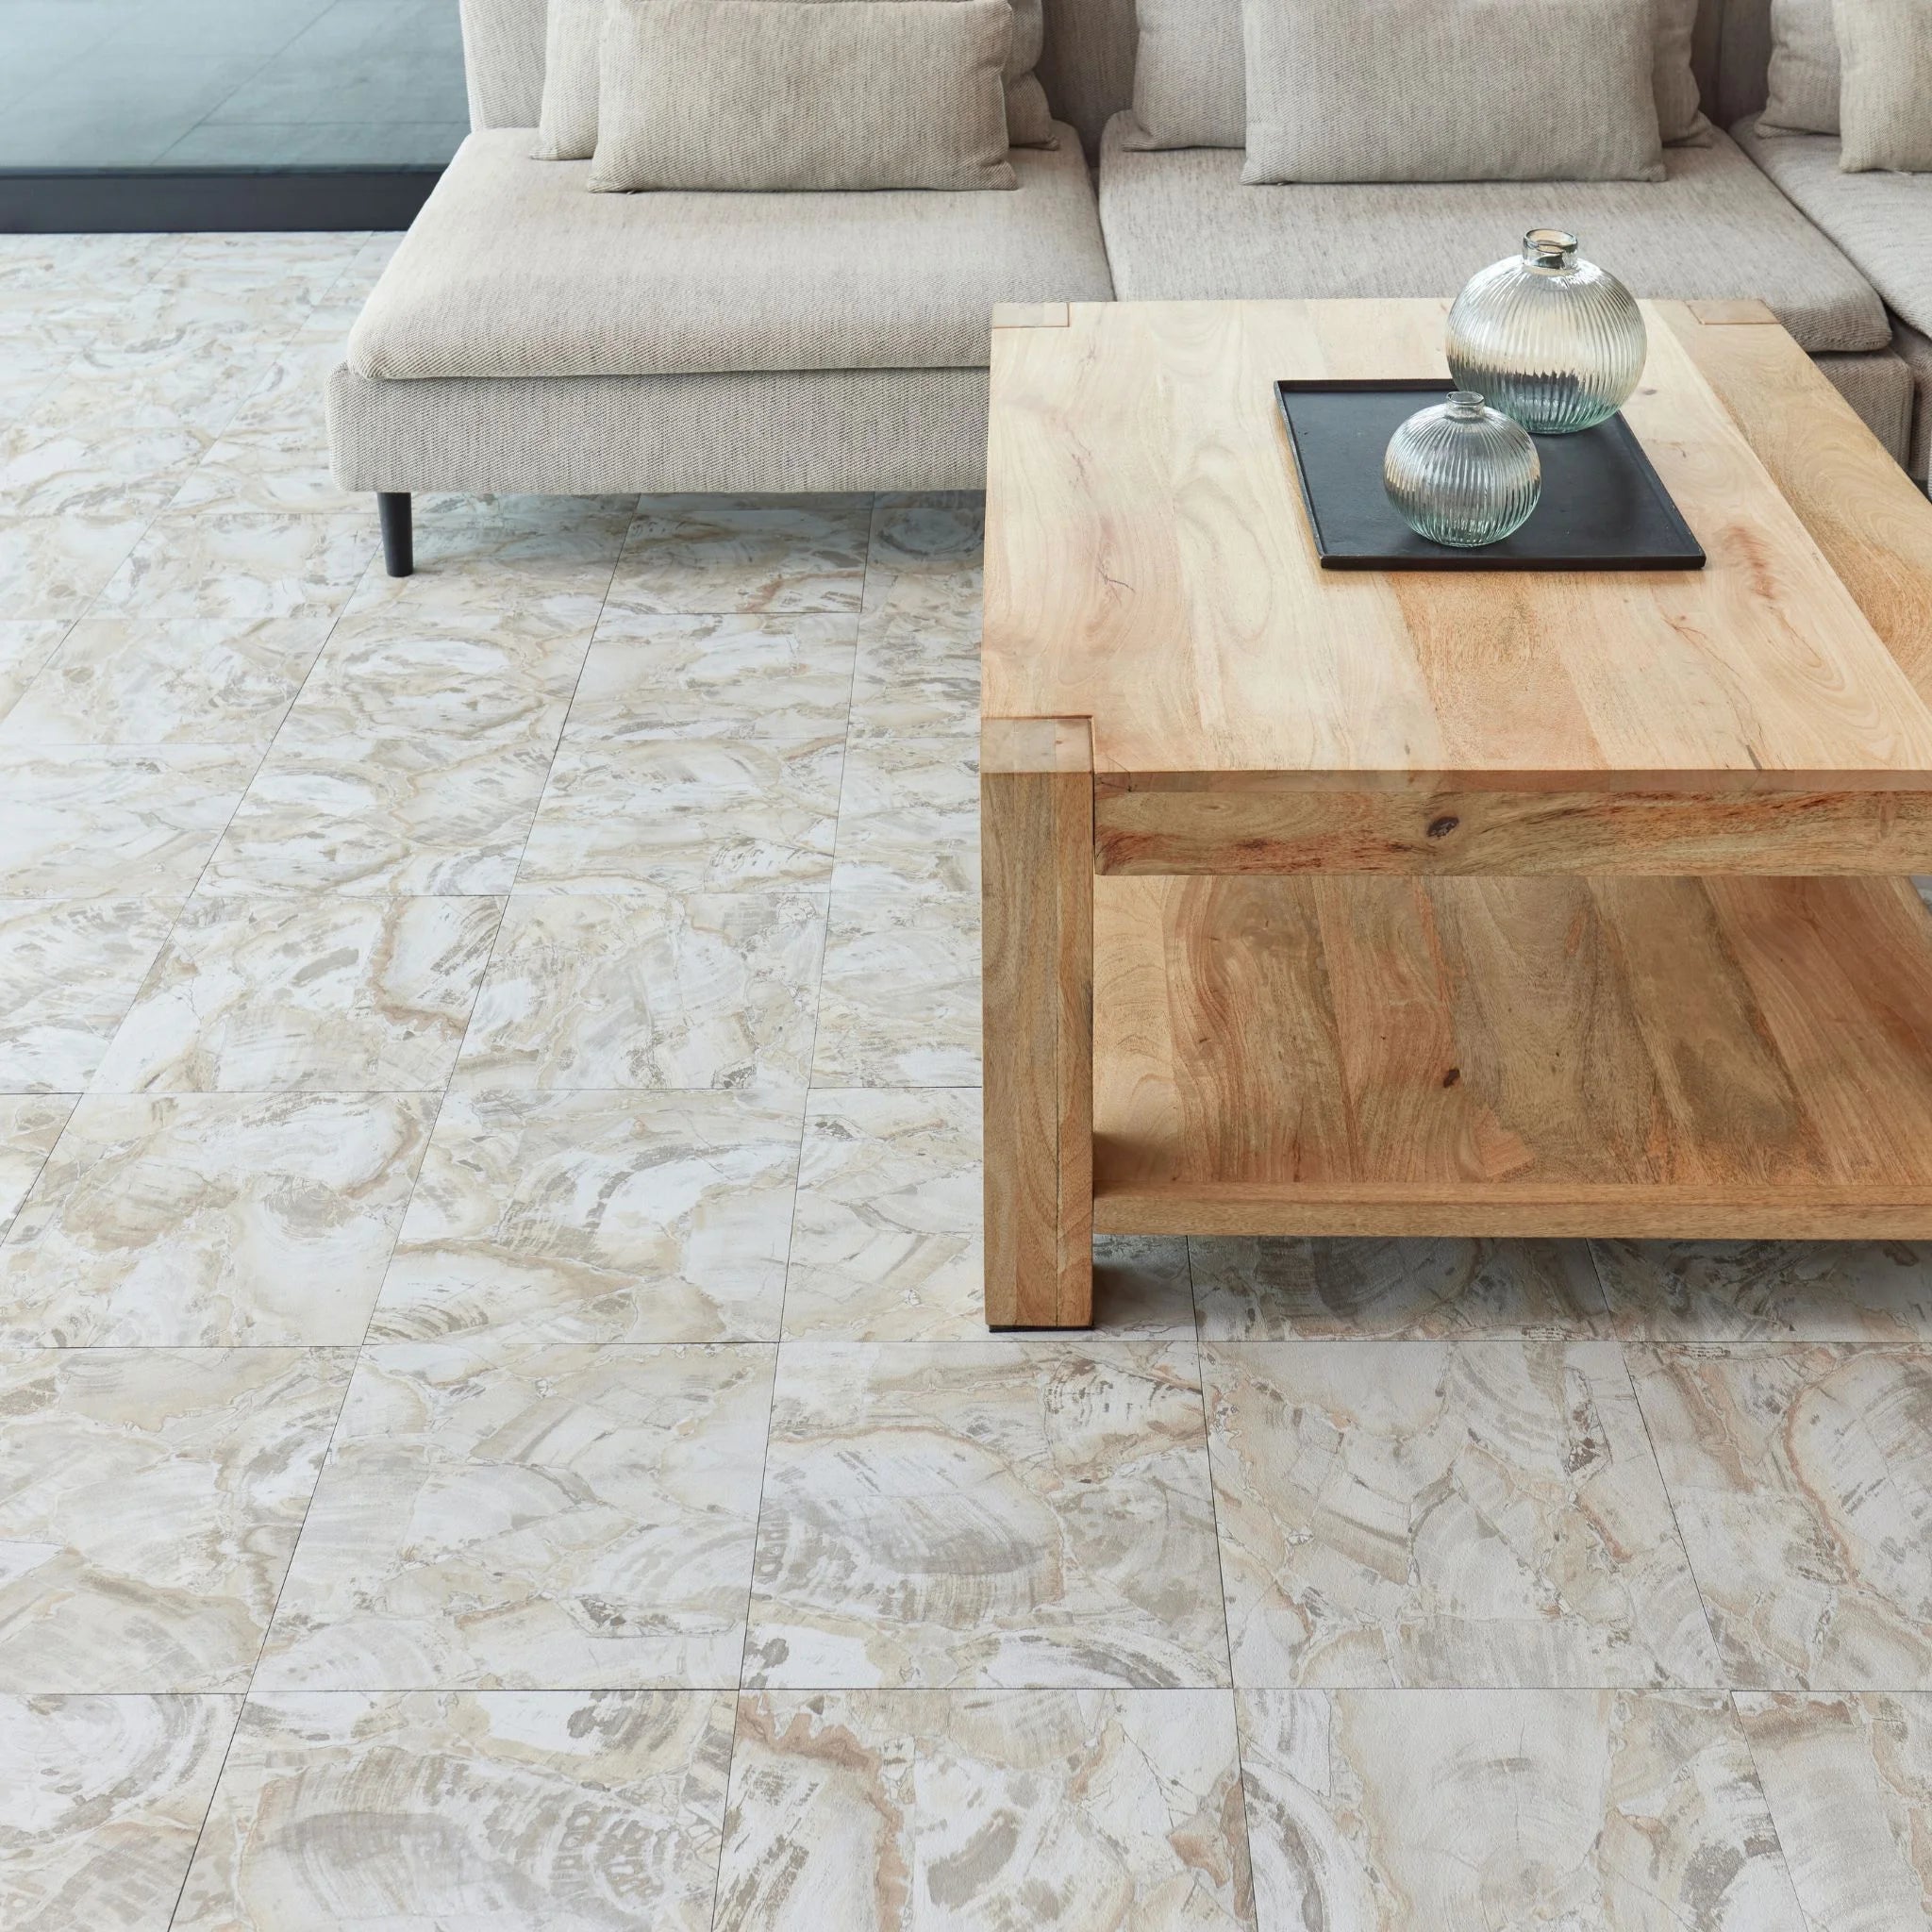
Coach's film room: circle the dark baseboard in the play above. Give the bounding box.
[0,166,444,234]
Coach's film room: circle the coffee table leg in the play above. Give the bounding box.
[981,717,1094,1329]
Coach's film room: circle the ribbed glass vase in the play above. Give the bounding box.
[1445,228,1647,435]
[1384,391,1541,548]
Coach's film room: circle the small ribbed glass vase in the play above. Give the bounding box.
[1446,228,1647,435]
[1384,391,1541,548]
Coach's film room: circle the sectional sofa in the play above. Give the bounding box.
[327,0,1932,575]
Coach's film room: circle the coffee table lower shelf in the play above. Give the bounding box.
[1091,872,1932,1241]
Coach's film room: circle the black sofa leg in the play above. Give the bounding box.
[377,491,413,577]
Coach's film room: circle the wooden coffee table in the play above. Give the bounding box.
[980,296,1932,1328]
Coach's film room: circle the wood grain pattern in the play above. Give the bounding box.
[1091,782,1932,874]
[983,299,1932,796]
[1664,300,1932,703]
[980,718,1092,1326]
[1091,873,1932,1239]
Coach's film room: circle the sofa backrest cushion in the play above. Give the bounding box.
[1241,0,1667,184]
[587,0,1021,191]
[1757,0,1840,134]
[1837,0,1932,171]
[461,0,547,128]
[534,0,601,156]
[522,0,1054,161]
[1117,0,1708,155]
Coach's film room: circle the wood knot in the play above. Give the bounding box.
[1426,815,1460,840]
[1441,1067,1461,1088]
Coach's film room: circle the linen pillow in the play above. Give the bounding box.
[589,0,1019,192]
[1241,0,1666,185]
[1119,0,1246,149]
[1758,0,1841,136]
[533,0,603,158]
[1836,0,1932,171]
[533,0,1053,160]
[1124,0,1706,153]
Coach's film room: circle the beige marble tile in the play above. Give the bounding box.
[860,491,984,623]
[92,512,374,624]
[372,1089,801,1345]
[0,416,208,519]
[35,358,266,449]
[746,1341,1228,1689]
[0,347,75,424]
[1594,1240,1932,1342]
[1735,1692,1932,1932]
[91,894,500,1093]
[455,891,824,1094]
[610,493,873,615]
[0,1092,433,1347]
[0,622,69,721]
[0,1095,73,1241]
[202,709,563,896]
[1191,1237,1609,1341]
[569,612,858,740]
[1239,1688,1807,1932]
[811,892,980,1088]
[0,618,329,748]
[0,899,182,1091]
[258,1340,774,1690]
[297,618,592,732]
[166,338,355,517]
[0,1347,351,1692]
[1202,1341,1717,1689]
[783,1093,1191,1341]
[0,514,151,621]
[1629,1345,1932,1690]
[405,493,641,576]
[782,1090,981,1342]
[172,1689,734,1932]
[848,601,981,743]
[0,1692,240,1932]
[331,552,613,647]
[519,738,843,893]
[716,1688,1253,1932]
[832,738,978,900]
[0,746,257,899]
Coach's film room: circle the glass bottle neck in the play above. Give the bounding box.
[1522,227,1580,272]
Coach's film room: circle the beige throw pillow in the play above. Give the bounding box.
[589,0,1019,192]
[1759,0,1841,135]
[1837,0,1932,171]
[534,0,1052,160]
[533,0,603,158]
[1120,0,1246,149]
[1125,0,1705,152]
[1241,0,1666,185]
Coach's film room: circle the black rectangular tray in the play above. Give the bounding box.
[1275,378,1705,572]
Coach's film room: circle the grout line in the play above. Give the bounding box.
[707,494,878,1932]
[1190,1229,1263,1927]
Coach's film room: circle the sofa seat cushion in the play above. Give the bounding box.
[1097,117,1890,354]
[348,125,1113,380]
[1735,116,1932,341]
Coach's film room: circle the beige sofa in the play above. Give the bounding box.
[328,0,1932,575]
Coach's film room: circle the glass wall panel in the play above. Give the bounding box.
[0,0,468,168]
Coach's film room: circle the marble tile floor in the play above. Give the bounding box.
[2,228,1931,1931]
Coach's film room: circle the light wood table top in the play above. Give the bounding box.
[985,298,1932,796]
